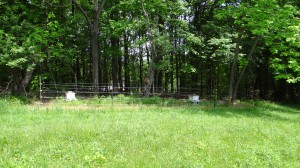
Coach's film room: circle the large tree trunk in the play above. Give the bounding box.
[11,65,35,96]
[73,0,107,93]
[91,0,100,93]
[140,0,158,97]
[91,29,99,92]
[16,68,34,95]
[144,62,155,97]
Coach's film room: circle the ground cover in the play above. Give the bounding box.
[0,97,299,167]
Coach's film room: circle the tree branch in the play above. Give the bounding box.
[140,0,150,23]
[139,0,157,59]
[72,0,92,29]
[96,0,107,19]
[0,79,13,94]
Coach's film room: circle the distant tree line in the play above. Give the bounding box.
[0,0,299,102]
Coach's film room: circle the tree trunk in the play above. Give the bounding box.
[11,65,35,96]
[16,68,35,95]
[118,56,123,92]
[73,0,107,93]
[232,37,260,100]
[11,68,21,95]
[228,30,242,102]
[111,37,120,91]
[91,0,100,93]
[170,53,174,93]
[82,51,86,81]
[124,32,130,92]
[144,62,155,97]
[155,68,163,93]
[164,69,169,93]
[176,49,180,93]
[139,40,143,88]
[103,52,109,84]
[140,0,158,97]
[91,29,99,92]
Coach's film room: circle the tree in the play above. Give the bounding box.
[268,8,300,83]
[0,1,60,95]
[72,0,107,92]
[216,0,300,101]
[0,0,299,102]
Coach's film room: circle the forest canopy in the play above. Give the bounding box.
[0,0,299,102]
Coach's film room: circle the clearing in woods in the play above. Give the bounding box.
[0,98,300,167]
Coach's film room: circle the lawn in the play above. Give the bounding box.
[0,97,300,167]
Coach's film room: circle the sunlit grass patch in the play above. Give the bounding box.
[0,98,299,167]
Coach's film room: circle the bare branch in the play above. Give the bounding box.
[0,80,12,94]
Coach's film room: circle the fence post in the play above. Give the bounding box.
[111,85,114,105]
[39,76,42,102]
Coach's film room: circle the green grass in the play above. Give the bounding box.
[0,97,300,167]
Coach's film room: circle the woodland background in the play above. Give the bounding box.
[0,0,299,102]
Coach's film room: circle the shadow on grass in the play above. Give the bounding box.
[254,101,300,114]
[185,101,300,123]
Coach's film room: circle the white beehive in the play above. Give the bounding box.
[66,91,77,101]
[189,94,200,104]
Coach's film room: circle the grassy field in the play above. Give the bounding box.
[0,97,300,167]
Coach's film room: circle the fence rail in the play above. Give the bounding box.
[40,82,208,101]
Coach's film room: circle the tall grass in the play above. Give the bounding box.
[0,98,299,167]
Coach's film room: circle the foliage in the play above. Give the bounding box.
[207,33,235,62]
[216,0,300,83]
[270,24,300,83]
[0,0,299,101]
